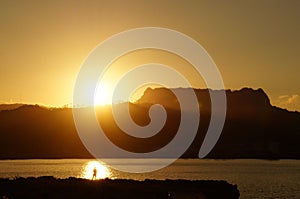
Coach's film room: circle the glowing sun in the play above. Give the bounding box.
[94,83,112,106]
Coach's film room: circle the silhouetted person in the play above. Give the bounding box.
[92,167,97,180]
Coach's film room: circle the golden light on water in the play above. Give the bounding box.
[81,160,110,180]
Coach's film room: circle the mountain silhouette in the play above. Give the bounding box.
[137,87,300,159]
[0,87,299,159]
[0,103,24,111]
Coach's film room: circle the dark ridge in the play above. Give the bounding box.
[0,87,299,159]
[0,176,240,199]
[0,103,24,111]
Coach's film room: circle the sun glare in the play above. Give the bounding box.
[94,83,112,106]
[81,160,110,180]
[94,79,160,106]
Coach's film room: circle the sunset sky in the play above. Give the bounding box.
[0,0,299,111]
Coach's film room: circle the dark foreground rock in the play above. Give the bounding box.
[0,176,239,199]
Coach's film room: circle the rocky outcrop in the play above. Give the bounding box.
[0,177,240,199]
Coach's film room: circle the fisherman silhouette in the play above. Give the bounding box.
[92,167,97,180]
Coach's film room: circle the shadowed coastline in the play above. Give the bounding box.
[0,88,299,159]
[0,176,239,199]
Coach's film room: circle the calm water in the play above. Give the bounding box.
[0,159,299,199]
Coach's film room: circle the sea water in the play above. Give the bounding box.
[0,159,299,199]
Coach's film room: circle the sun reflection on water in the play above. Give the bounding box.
[81,160,110,180]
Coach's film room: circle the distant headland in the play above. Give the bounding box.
[0,87,299,159]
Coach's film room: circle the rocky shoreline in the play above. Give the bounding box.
[0,176,239,199]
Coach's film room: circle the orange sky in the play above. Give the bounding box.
[0,0,299,111]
